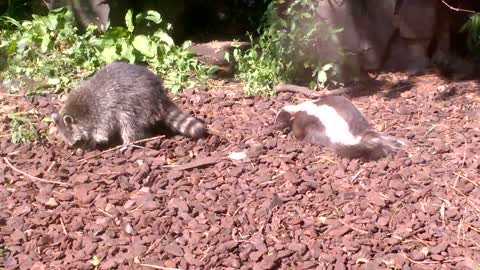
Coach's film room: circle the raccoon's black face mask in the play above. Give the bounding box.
[52,113,88,148]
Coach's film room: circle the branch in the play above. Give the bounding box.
[273,83,320,98]
[78,135,165,163]
[165,155,226,171]
[3,157,71,187]
[441,0,476,13]
[273,83,356,98]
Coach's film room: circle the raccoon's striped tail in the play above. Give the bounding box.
[164,106,208,139]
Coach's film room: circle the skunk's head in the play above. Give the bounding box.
[273,109,294,131]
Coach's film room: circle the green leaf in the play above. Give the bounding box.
[279,18,288,28]
[46,14,59,30]
[302,13,312,19]
[331,27,344,34]
[321,63,333,71]
[85,24,98,33]
[40,35,50,53]
[145,10,162,24]
[101,46,118,63]
[6,39,17,54]
[132,35,155,58]
[119,40,136,63]
[125,9,134,32]
[154,31,174,46]
[118,39,128,56]
[47,78,60,85]
[42,116,53,123]
[224,51,230,62]
[181,40,192,50]
[317,70,327,84]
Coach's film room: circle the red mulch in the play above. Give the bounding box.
[1,73,480,269]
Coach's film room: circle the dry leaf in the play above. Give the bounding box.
[45,197,58,207]
[355,258,369,264]
[420,247,429,256]
[228,151,247,160]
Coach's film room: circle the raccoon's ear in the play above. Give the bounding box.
[63,115,74,127]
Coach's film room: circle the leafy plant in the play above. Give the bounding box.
[1,7,217,144]
[85,9,218,93]
[228,28,287,95]
[230,0,343,95]
[9,112,38,144]
[1,0,41,18]
[0,8,217,95]
[0,246,7,255]
[461,13,480,57]
[0,7,101,94]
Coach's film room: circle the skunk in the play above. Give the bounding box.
[273,95,405,160]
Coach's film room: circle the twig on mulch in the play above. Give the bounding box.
[273,83,322,98]
[273,82,415,99]
[59,217,68,236]
[130,144,157,151]
[97,208,114,217]
[232,228,255,244]
[339,219,370,234]
[461,138,467,167]
[143,239,162,257]
[200,245,213,262]
[3,157,71,187]
[448,185,480,214]
[0,92,24,98]
[312,156,337,164]
[401,252,441,264]
[443,258,466,263]
[138,263,180,270]
[78,135,165,163]
[273,83,356,98]
[452,172,478,187]
[349,169,364,183]
[46,161,56,172]
[165,155,228,171]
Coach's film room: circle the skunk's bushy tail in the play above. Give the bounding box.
[334,130,405,160]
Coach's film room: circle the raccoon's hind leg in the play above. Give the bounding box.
[119,125,144,145]
[118,114,146,145]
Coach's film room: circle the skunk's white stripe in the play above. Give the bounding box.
[283,101,362,145]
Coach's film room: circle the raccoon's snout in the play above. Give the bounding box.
[60,135,76,147]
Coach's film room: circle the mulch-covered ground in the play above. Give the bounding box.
[1,72,480,270]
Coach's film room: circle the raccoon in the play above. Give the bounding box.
[52,61,208,149]
[273,95,404,160]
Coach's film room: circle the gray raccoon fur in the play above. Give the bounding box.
[273,95,405,160]
[52,61,207,149]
